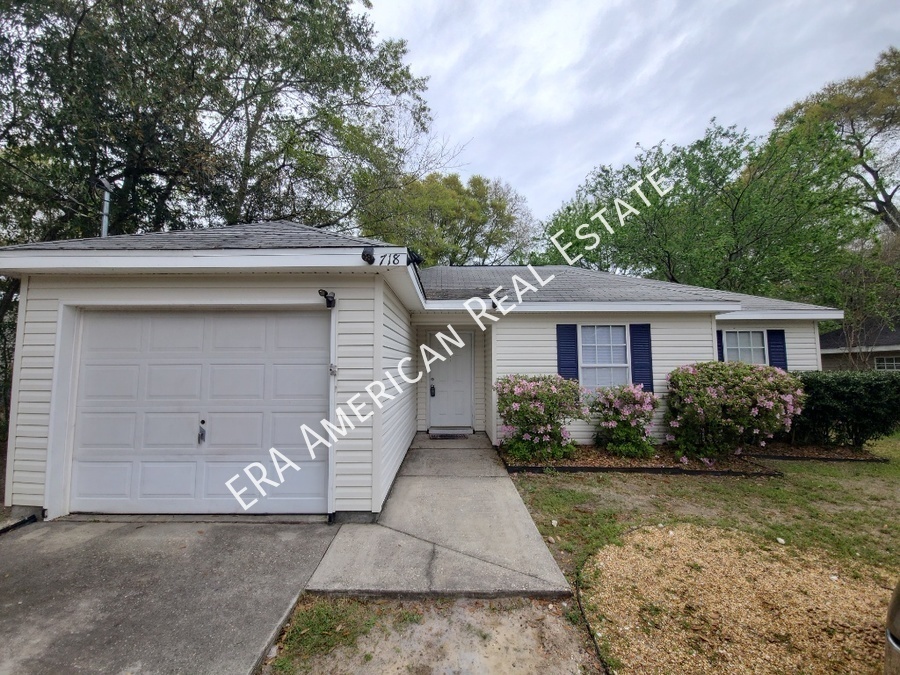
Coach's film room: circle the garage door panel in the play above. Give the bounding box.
[211,316,266,351]
[205,463,255,500]
[82,314,143,352]
[76,412,137,450]
[143,413,198,449]
[81,365,141,401]
[273,365,329,400]
[205,412,264,448]
[72,462,132,498]
[266,463,327,499]
[138,462,198,498]
[209,364,265,399]
[148,315,205,352]
[274,314,330,351]
[272,412,320,449]
[147,364,203,400]
[71,310,330,514]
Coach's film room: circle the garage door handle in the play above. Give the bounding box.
[198,425,206,444]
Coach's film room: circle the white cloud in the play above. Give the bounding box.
[367,0,900,220]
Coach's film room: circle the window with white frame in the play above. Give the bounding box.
[724,330,767,364]
[875,356,899,371]
[580,325,629,388]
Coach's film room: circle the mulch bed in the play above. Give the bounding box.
[744,441,889,463]
[500,444,781,477]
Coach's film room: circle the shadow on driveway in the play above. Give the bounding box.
[0,520,335,675]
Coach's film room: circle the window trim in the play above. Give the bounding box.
[723,330,768,365]
[875,356,899,371]
[578,323,630,389]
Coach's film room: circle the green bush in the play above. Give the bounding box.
[588,384,659,458]
[790,370,900,448]
[665,361,804,458]
[495,374,587,461]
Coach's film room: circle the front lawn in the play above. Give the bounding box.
[514,432,900,576]
[512,432,900,672]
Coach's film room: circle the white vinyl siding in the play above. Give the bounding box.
[724,330,767,364]
[492,313,718,442]
[485,326,496,444]
[716,320,822,371]
[5,274,379,514]
[376,281,417,510]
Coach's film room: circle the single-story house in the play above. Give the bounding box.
[819,321,900,371]
[0,221,841,520]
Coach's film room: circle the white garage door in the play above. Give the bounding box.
[70,310,330,514]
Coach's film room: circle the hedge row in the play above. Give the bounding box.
[790,370,900,448]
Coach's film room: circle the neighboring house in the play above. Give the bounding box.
[819,321,900,371]
[0,221,841,520]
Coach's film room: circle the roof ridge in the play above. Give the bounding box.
[0,219,396,251]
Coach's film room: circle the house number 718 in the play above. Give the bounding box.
[378,253,403,265]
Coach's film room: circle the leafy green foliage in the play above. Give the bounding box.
[359,172,536,265]
[0,0,430,242]
[494,374,586,461]
[665,362,804,458]
[588,384,658,458]
[535,121,868,300]
[791,370,900,448]
[779,47,900,233]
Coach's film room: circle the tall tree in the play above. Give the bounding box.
[0,0,431,244]
[815,234,900,368]
[359,172,537,266]
[779,47,900,233]
[535,120,870,301]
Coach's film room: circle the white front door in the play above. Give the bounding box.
[428,331,474,431]
[70,309,330,514]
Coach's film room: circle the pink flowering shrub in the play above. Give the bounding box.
[588,384,659,458]
[495,374,586,461]
[665,361,804,458]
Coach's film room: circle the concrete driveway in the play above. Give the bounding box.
[0,518,335,675]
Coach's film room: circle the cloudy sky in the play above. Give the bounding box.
[367,0,900,221]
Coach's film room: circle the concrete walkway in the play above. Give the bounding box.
[307,433,570,597]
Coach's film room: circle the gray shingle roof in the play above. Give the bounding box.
[820,321,900,349]
[417,265,834,311]
[1,220,391,251]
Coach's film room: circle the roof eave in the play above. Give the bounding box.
[716,310,843,321]
[0,246,409,275]
[820,344,900,354]
[416,300,742,313]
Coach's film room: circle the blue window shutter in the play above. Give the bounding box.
[767,329,788,369]
[556,324,579,380]
[629,323,654,392]
[716,330,724,361]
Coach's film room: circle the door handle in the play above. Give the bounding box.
[430,384,436,397]
[198,424,206,444]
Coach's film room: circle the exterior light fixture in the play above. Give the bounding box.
[318,289,336,308]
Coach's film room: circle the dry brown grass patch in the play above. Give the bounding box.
[581,524,891,674]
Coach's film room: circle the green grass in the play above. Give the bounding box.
[273,598,378,672]
[514,432,900,579]
[393,609,423,628]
